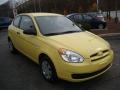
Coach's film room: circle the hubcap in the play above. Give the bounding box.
[41,60,52,79]
[99,24,103,29]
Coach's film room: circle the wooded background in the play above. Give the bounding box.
[0,0,120,17]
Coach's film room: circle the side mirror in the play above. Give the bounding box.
[23,29,37,35]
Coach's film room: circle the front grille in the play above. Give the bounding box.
[90,49,109,62]
[103,50,109,53]
[91,54,109,62]
[72,64,111,79]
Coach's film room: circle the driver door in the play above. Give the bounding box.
[18,16,40,62]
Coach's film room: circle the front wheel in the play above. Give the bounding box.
[40,56,57,82]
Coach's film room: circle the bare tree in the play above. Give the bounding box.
[16,0,120,15]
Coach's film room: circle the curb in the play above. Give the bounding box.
[99,33,120,37]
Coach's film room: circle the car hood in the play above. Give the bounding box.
[48,31,109,59]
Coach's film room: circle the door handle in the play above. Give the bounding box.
[17,32,20,35]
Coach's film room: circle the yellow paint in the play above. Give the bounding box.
[8,13,114,82]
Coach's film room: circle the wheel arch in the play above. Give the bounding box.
[39,53,58,80]
[39,53,53,64]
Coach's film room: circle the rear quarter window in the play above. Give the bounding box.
[13,16,21,27]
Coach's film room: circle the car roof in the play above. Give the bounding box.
[18,13,63,17]
[66,13,80,17]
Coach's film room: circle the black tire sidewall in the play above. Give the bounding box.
[40,56,57,82]
[8,40,17,53]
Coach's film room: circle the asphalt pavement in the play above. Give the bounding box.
[0,30,120,90]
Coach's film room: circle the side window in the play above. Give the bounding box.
[83,15,92,20]
[74,15,83,22]
[68,16,74,21]
[13,16,21,27]
[20,16,34,31]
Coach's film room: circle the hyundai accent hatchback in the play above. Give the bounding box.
[8,13,113,82]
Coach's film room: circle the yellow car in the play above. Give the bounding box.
[8,13,114,82]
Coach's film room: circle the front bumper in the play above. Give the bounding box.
[55,50,113,82]
[71,63,111,79]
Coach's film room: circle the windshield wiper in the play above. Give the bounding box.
[44,31,80,36]
[60,31,80,34]
[44,33,61,36]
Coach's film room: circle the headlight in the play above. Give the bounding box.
[58,48,84,63]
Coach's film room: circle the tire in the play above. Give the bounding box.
[98,24,104,29]
[8,39,17,53]
[40,56,57,82]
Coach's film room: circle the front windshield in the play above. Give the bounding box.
[35,16,82,36]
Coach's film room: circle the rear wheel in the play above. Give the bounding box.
[8,39,17,53]
[40,56,57,82]
[98,24,104,29]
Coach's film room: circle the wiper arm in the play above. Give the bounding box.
[44,33,61,36]
[61,31,80,34]
[44,31,80,36]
